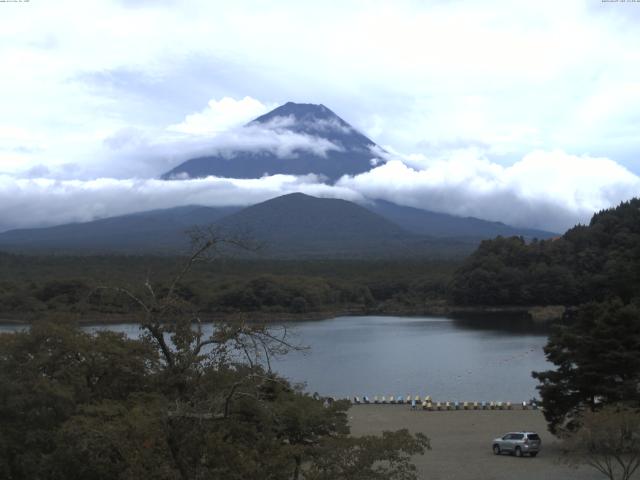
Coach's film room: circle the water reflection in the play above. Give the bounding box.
[451,317,552,335]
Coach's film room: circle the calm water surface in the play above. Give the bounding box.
[269,316,550,401]
[3,316,551,401]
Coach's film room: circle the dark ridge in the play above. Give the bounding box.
[367,200,556,240]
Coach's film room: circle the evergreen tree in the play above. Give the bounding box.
[533,300,640,434]
[451,198,640,307]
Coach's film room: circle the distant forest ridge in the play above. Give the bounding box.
[0,254,458,322]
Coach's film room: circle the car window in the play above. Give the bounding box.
[503,434,512,440]
[527,434,540,440]
[513,434,524,440]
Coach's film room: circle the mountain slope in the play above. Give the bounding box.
[216,193,479,258]
[0,205,241,253]
[0,193,557,257]
[0,194,474,257]
[367,200,556,239]
[215,193,423,257]
[162,102,381,182]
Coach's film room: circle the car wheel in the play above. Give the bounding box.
[530,452,538,457]
[493,444,501,455]
[515,447,522,457]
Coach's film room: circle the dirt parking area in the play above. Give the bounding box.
[349,406,606,480]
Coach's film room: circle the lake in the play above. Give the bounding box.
[1,315,551,402]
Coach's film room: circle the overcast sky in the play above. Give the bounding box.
[1,0,639,233]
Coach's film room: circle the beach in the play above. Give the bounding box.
[349,406,604,480]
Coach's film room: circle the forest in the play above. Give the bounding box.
[0,255,457,322]
[451,198,640,307]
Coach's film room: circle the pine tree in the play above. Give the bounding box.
[533,299,640,434]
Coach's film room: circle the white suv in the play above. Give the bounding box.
[492,432,541,457]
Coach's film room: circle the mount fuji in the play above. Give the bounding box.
[162,102,383,182]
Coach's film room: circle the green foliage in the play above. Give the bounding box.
[0,255,457,319]
[532,300,640,434]
[0,323,157,479]
[53,396,175,480]
[35,280,90,304]
[451,198,640,306]
[0,322,430,479]
[0,238,431,479]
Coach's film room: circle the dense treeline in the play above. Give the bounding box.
[451,198,640,306]
[0,255,457,320]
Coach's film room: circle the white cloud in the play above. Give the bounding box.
[24,106,346,180]
[168,96,273,135]
[0,173,362,232]
[1,148,638,234]
[337,150,640,232]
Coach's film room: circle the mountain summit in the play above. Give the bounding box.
[162,102,382,182]
[251,102,345,126]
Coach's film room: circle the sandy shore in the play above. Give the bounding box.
[349,406,604,480]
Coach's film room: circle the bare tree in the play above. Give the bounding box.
[100,227,302,403]
[562,405,640,480]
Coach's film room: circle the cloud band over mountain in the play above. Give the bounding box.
[2,147,638,234]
